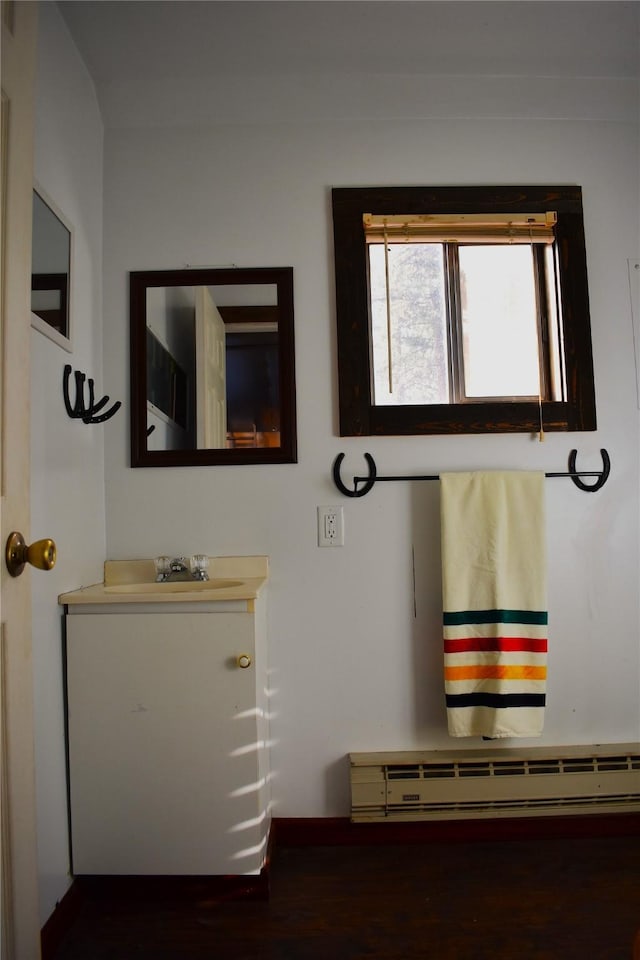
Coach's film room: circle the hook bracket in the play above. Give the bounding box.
[63,364,121,424]
[567,448,610,492]
[332,452,377,498]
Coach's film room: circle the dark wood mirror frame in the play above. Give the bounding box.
[332,185,597,436]
[130,267,297,467]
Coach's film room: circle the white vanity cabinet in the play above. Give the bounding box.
[63,579,270,877]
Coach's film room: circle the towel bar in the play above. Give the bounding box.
[332,449,611,498]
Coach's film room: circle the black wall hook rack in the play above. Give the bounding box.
[332,449,611,498]
[63,364,121,424]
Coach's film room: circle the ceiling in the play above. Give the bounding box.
[56,1,640,125]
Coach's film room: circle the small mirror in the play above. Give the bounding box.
[130,267,297,466]
[31,187,72,351]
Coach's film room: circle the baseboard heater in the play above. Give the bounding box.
[350,743,640,822]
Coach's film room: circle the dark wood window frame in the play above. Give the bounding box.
[332,185,597,436]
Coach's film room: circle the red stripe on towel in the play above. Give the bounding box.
[444,637,548,654]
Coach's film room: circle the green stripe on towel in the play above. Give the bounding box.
[443,609,548,626]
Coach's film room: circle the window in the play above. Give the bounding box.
[332,186,596,436]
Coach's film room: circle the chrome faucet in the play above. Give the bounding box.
[155,556,209,583]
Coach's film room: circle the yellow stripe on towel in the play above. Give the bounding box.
[445,665,547,681]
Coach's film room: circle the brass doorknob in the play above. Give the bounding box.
[237,654,252,669]
[5,532,57,578]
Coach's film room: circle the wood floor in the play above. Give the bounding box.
[50,830,639,960]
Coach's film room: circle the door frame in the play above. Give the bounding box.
[1,1,41,956]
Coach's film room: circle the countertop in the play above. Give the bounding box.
[59,556,269,606]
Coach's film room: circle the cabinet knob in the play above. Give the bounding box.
[236,654,252,669]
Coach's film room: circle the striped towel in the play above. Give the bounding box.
[440,471,547,739]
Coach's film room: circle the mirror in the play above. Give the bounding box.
[130,267,297,466]
[31,187,73,351]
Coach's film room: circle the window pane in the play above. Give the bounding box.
[545,244,565,402]
[369,243,449,405]
[459,246,541,398]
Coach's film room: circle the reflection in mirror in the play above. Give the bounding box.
[130,268,296,466]
[31,187,72,351]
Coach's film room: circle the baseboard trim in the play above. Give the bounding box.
[40,881,83,960]
[273,812,640,846]
[73,868,270,903]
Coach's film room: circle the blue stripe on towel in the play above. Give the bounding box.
[445,692,547,708]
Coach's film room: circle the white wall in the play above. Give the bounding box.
[31,0,105,924]
[102,59,639,820]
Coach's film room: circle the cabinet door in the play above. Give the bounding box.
[66,611,266,875]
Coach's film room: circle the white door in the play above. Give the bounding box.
[195,286,226,448]
[1,2,41,957]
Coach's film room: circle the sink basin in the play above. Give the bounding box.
[104,579,244,594]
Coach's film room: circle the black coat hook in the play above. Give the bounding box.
[332,449,611,498]
[62,367,84,418]
[63,364,121,425]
